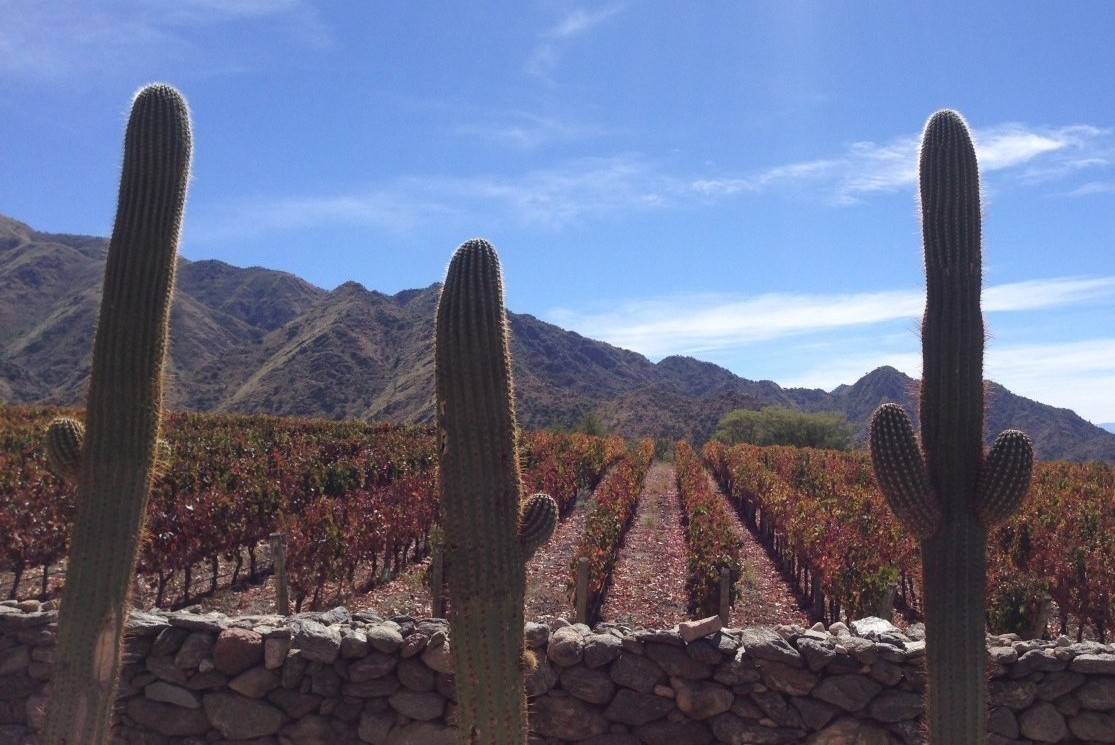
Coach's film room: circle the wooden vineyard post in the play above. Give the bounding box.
[430,538,445,618]
[877,582,898,621]
[270,532,289,616]
[719,566,731,626]
[574,556,589,624]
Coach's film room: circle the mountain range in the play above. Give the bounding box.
[4,212,1115,463]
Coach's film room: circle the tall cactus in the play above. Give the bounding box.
[869,110,1032,744]
[435,239,556,744]
[43,83,191,745]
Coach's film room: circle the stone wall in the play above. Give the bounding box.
[1,599,1113,744]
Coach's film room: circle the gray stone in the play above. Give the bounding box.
[340,627,369,658]
[547,626,585,666]
[203,691,285,738]
[213,627,264,675]
[127,610,172,637]
[582,632,623,668]
[290,618,342,664]
[811,674,882,712]
[358,709,394,744]
[713,653,761,686]
[366,623,404,654]
[388,689,444,720]
[603,688,676,726]
[280,714,334,745]
[144,680,200,709]
[1069,710,1115,743]
[631,718,714,745]
[795,636,838,672]
[525,658,560,697]
[348,650,397,681]
[0,646,29,676]
[1018,700,1068,742]
[1035,669,1086,701]
[174,631,214,670]
[166,610,228,633]
[866,689,923,722]
[670,677,734,720]
[1072,654,1115,675]
[610,651,667,693]
[385,720,457,745]
[150,626,190,657]
[319,606,351,625]
[524,622,550,649]
[645,642,712,679]
[790,696,839,730]
[146,654,188,685]
[530,694,609,739]
[805,716,892,744]
[739,627,804,668]
[989,679,1037,709]
[280,648,307,688]
[125,696,210,736]
[756,658,817,696]
[751,690,803,728]
[1013,648,1066,677]
[396,655,435,691]
[988,706,1020,738]
[265,635,291,669]
[560,665,615,704]
[267,686,322,718]
[1077,677,1115,710]
[685,638,724,665]
[228,665,280,698]
[421,639,455,674]
[310,662,342,696]
[342,675,402,697]
[710,712,804,744]
[848,617,900,638]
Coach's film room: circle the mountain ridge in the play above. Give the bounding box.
[4,212,1115,462]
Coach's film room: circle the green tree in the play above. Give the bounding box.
[714,406,852,450]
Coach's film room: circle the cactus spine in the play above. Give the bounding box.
[869,110,1032,744]
[435,239,556,744]
[43,84,191,745]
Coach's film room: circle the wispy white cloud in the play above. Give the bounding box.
[0,0,327,79]
[197,154,668,240]
[453,111,615,151]
[546,276,1115,360]
[987,338,1115,423]
[690,123,1115,205]
[527,5,625,77]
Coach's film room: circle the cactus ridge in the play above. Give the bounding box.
[43,83,191,745]
[976,429,1033,526]
[868,404,941,540]
[46,417,85,482]
[519,492,558,559]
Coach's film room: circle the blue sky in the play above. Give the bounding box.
[5,2,1115,423]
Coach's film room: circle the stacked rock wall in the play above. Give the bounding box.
[1,600,1113,744]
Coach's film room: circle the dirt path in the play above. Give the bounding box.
[523,489,592,624]
[708,472,813,628]
[598,461,690,628]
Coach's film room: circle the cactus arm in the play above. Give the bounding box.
[519,492,558,560]
[43,84,190,745]
[976,429,1033,526]
[46,417,85,482]
[868,403,941,540]
[435,238,528,744]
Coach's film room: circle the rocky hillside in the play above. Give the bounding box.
[4,213,1115,462]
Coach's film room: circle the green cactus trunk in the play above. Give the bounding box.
[435,239,527,744]
[918,109,988,744]
[43,84,191,745]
